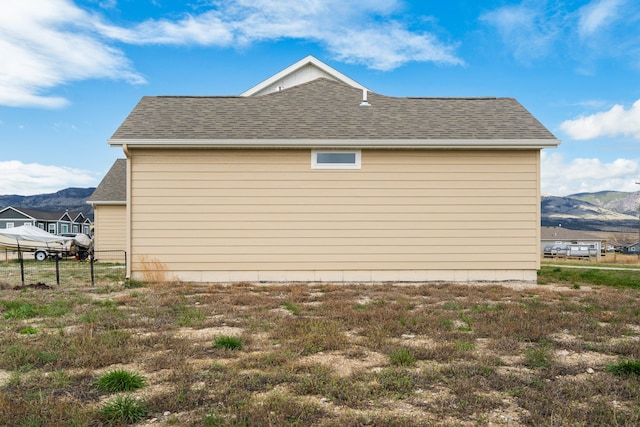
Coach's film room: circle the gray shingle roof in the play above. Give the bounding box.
[541,226,601,240]
[87,159,126,203]
[110,78,557,142]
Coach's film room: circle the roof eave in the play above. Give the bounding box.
[109,138,561,150]
[87,200,126,206]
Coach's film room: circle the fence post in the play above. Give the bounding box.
[18,246,25,286]
[90,255,95,286]
[55,256,60,285]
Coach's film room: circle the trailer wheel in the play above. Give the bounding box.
[34,250,47,261]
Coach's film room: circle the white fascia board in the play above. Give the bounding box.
[109,138,561,149]
[241,55,368,96]
[86,201,126,206]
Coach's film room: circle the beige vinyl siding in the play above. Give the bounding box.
[93,205,126,253]
[128,148,540,281]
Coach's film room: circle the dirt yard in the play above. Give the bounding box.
[1,278,639,426]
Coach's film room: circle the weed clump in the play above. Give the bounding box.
[95,369,146,393]
[606,360,640,376]
[389,348,417,366]
[214,335,243,350]
[98,395,147,424]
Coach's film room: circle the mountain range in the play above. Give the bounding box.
[0,188,638,233]
[542,191,639,232]
[0,188,95,217]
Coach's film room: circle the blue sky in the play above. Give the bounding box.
[1,0,639,196]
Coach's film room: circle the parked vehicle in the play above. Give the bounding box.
[33,233,93,261]
[543,244,567,258]
[0,225,92,261]
[543,243,597,258]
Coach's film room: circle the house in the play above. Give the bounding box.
[623,242,640,255]
[87,159,127,253]
[540,226,603,260]
[0,206,91,235]
[107,55,560,283]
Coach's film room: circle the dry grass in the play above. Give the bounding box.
[1,275,639,426]
[543,253,640,266]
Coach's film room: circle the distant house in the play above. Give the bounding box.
[623,242,640,254]
[0,206,91,235]
[541,226,604,260]
[87,159,127,253]
[107,55,560,283]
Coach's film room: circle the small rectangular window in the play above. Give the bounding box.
[312,150,361,169]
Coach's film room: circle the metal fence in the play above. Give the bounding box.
[1,249,126,287]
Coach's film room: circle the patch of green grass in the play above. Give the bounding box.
[214,335,243,351]
[1,299,73,320]
[2,301,36,319]
[98,395,147,424]
[538,266,640,289]
[283,301,301,315]
[389,347,417,366]
[19,326,38,335]
[95,369,147,392]
[458,313,473,331]
[606,360,640,376]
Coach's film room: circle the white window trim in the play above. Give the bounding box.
[311,150,361,170]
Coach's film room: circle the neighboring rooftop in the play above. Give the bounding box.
[0,206,87,221]
[541,226,601,240]
[87,159,126,204]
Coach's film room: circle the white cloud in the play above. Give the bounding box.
[102,0,462,70]
[0,0,463,108]
[0,161,100,196]
[482,0,640,65]
[0,0,144,108]
[479,2,561,62]
[578,0,625,37]
[541,151,640,196]
[559,99,640,140]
